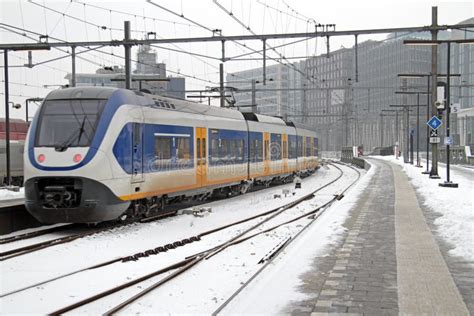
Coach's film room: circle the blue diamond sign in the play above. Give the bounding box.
[427,116,442,130]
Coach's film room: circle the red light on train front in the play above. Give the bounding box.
[73,154,82,163]
[37,154,45,163]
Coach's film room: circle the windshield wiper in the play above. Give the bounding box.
[54,116,87,152]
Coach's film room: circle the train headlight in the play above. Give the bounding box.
[37,154,45,163]
[73,153,82,163]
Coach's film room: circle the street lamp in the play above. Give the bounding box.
[3,46,50,187]
[397,73,460,174]
[403,38,474,187]
[382,109,412,159]
[395,91,430,168]
[389,104,420,164]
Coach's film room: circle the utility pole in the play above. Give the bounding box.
[262,39,266,85]
[402,79,409,163]
[416,93,421,167]
[251,79,257,113]
[220,40,225,107]
[71,46,76,87]
[423,75,431,174]
[124,21,132,90]
[380,113,384,147]
[3,50,11,186]
[430,7,440,178]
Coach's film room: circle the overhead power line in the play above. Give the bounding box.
[0,23,217,85]
[71,0,200,28]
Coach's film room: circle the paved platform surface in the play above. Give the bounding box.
[288,158,471,315]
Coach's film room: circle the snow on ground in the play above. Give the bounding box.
[0,187,24,200]
[1,164,364,314]
[375,155,474,262]
[222,163,376,314]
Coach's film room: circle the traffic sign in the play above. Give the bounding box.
[430,137,441,144]
[444,136,453,146]
[430,129,438,137]
[427,116,442,130]
[451,103,460,113]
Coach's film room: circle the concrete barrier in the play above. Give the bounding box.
[439,145,474,165]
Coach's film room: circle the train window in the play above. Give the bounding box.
[232,139,244,162]
[220,139,229,159]
[35,99,107,148]
[249,139,258,162]
[197,139,201,160]
[211,138,219,160]
[257,139,263,161]
[306,137,312,157]
[289,136,297,159]
[298,137,304,157]
[271,134,282,161]
[154,136,172,163]
[264,140,269,160]
[176,137,191,160]
[202,138,206,164]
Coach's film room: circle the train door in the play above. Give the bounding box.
[282,134,288,173]
[263,132,270,176]
[196,127,207,187]
[131,123,144,183]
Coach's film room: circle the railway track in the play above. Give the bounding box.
[0,161,345,298]
[0,165,324,262]
[39,162,362,314]
[0,224,77,245]
[212,161,361,315]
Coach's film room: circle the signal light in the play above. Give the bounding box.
[37,154,45,163]
[73,154,82,163]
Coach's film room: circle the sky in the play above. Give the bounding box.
[0,0,472,119]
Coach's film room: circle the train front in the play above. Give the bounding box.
[24,87,130,223]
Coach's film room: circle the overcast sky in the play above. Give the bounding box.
[0,0,472,119]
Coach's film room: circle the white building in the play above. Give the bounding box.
[65,45,185,99]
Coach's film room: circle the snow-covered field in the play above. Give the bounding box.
[0,163,366,314]
[375,156,474,262]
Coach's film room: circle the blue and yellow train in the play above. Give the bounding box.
[24,87,319,223]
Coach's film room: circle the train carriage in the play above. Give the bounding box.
[24,87,319,224]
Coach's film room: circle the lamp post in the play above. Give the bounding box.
[382,109,410,159]
[397,73,461,172]
[439,42,457,187]
[403,38,474,187]
[2,46,50,186]
[390,104,419,163]
[395,91,430,167]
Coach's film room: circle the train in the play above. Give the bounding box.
[24,87,319,224]
[0,118,28,185]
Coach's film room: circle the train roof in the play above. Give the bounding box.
[43,87,316,132]
[44,87,116,100]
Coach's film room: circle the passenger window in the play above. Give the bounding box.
[155,137,172,160]
[202,138,206,164]
[197,139,201,160]
[176,137,190,159]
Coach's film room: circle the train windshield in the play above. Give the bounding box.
[35,99,107,148]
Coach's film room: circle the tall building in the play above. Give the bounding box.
[65,45,185,99]
[227,18,474,152]
[226,62,304,119]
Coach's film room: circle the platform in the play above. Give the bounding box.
[289,158,472,315]
[0,198,41,235]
